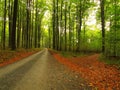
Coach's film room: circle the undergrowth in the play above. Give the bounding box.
[99,54,120,69]
[60,52,79,58]
[59,51,94,58]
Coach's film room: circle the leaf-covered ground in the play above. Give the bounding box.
[50,51,120,90]
[0,49,39,67]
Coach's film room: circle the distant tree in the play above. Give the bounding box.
[56,0,59,50]
[52,0,56,49]
[59,0,63,51]
[68,2,71,51]
[64,1,67,51]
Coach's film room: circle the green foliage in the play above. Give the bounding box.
[80,29,101,52]
[60,51,86,58]
[0,0,120,59]
[99,54,120,68]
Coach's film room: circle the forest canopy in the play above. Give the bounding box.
[0,0,120,57]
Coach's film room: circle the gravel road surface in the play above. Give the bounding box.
[0,49,92,90]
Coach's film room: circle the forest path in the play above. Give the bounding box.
[52,51,120,89]
[0,48,92,90]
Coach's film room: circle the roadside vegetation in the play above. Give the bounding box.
[0,48,40,67]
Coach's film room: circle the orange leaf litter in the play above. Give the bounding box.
[51,51,120,90]
[0,51,37,67]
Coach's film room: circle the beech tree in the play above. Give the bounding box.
[2,0,7,50]
[11,0,18,50]
[100,0,105,53]
[0,0,119,57]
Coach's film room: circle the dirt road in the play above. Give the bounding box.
[0,49,92,90]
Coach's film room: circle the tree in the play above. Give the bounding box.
[59,0,63,51]
[64,1,67,51]
[52,0,56,49]
[11,0,18,50]
[100,0,105,53]
[8,0,13,48]
[2,0,7,49]
[68,2,71,51]
[56,0,59,50]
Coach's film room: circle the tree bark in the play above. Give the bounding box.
[52,0,56,49]
[100,0,105,53]
[11,0,18,50]
[3,0,7,50]
[64,1,67,51]
[8,0,13,48]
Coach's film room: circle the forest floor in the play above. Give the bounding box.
[0,49,40,67]
[0,49,93,90]
[50,50,120,90]
[0,49,120,90]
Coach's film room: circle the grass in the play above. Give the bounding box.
[60,51,120,69]
[99,54,120,69]
[50,49,98,58]
[60,51,92,58]
[50,49,120,69]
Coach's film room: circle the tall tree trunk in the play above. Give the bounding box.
[76,5,79,51]
[83,17,86,52]
[113,0,117,56]
[17,6,20,48]
[31,0,34,48]
[77,1,82,52]
[52,0,56,49]
[64,1,67,51]
[100,0,105,53]
[59,0,63,51]
[35,0,38,48]
[38,20,41,48]
[72,16,75,51]
[11,0,18,50]
[3,0,7,50]
[17,5,22,48]
[68,2,71,51]
[8,0,13,48]
[56,0,59,50]
[26,0,30,48]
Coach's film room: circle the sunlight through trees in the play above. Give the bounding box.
[0,0,120,57]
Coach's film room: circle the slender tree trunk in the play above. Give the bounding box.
[56,0,59,50]
[76,5,79,51]
[35,0,38,48]
[48,27,51,48]
[68,3,71,51]
[77,1,82,52]
[38,20,41,48]
[72,17,75,51]
[17,6,20,48]
[26,0,30,48]
[31,0,34,48]
[64,2,67,51]
[113,0,117,56]
[22,24,25,48]
[52,0,56,49]
[100,0,105,53]
[11,0,18,50]
[8,0,13,48]
[3,0,7,49]
[83,17,86,52]
[59,0,63,51]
